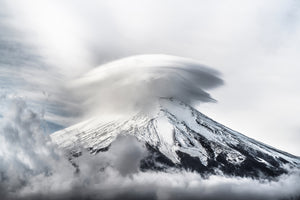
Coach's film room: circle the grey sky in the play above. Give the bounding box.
[1,0,300,155]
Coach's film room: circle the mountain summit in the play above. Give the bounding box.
[51,98,300,178]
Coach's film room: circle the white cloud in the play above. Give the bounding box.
[0,97,300,200]
[69,54,223,118]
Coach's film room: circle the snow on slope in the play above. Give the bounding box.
[51,98,300,177]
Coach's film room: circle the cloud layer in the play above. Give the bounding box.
[0,97,300,200]
[70,54,223,117]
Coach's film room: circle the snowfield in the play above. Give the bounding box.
[51,98,300,178]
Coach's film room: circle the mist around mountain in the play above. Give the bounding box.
[0,93,300,200]
[2,0,300,199]
[0,55,299,200]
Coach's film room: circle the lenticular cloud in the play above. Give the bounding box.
[70,54,224,116]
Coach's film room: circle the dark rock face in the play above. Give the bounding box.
[139,142,287,179]
[140,143,176,171]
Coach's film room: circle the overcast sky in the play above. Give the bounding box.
[1,0,300,155]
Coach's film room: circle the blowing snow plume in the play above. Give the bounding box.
[70,54,224,118]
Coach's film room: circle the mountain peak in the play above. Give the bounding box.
[51,98,300,178]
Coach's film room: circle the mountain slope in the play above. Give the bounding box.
[51,98,300,178]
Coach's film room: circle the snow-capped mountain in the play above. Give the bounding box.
[51,98,300,178]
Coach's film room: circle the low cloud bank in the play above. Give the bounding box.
[0,97,300,200]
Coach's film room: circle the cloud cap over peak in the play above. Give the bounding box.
[71,54,224,116]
